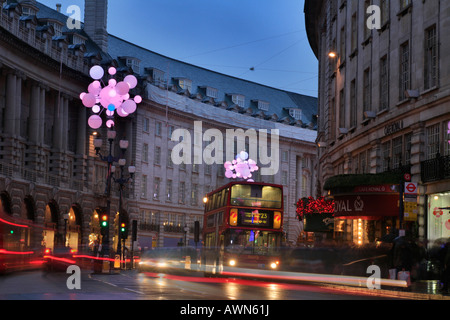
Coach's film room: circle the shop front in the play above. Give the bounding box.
[331,185,400,245]
[427,192,450,244]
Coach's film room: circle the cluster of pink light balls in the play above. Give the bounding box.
[80,65,142,129]
[224,151,259,182]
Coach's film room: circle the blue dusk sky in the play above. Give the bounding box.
[38,0,318,97]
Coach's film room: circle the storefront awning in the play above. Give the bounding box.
[333,194,399,220]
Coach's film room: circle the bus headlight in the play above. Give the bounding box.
[229,259,236,267]
[270,261,279,269]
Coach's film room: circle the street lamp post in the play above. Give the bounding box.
[112,157,135,269]
[93,129,131,271]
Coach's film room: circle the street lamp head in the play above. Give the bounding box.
[118,158,126,166]
[94,138,103,154]
[119,139,129,150]
[107,130,117,140]
[111,165,116,173]
[328,51,337,58]
[128,166,136,174]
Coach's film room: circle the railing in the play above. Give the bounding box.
[139,223,160,232]
[421,154,450,183]
[0,12,89,74]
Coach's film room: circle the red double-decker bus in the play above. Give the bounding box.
[201,181,284,275]
[0,210,44,274]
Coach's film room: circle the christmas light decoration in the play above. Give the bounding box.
[81,66,142,129]
[224,151,259,181]
[296,196,335,221]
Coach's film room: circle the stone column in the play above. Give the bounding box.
[62,95,69,151]
[53,94,64,150]
[38,85,46,144]
[28,81,41,143]
[76,106,86,155]
[14,72,23,137]
[5,70,16,136]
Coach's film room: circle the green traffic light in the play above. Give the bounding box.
[102,221,108,227]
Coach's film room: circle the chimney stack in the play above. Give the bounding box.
[84,0,108,52]
[56,3,61,12]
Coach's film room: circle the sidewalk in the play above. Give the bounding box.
[324,280,450,300]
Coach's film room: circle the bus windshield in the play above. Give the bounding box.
[230,184,282,209]
[224,229,281,256]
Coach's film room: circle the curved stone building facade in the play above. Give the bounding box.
[305,0,450,244]
[0,0,319,257]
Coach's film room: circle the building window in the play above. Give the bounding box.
[156,122,162,136]
[382,141,391,171]
[392,136,403,169]
[166,180,172,202]
[154,146,161,165]
[400,0,411,10]
[330,97,336,141]
[231,94,245,108]
[178,79,192,92]
[206,87,218,99]
[141,175,147,198]
[399,42,410,101]
[339,26,346,64]
[179,182,186,204]
[339,89,345,129]
[257,100,270,112]
[167,151,173,167]
[380,56,389,111]
[126,58,140,74]
[191,184,198,206]
[143,118,150,132]
[289,108,302,120]
[302,175,308,197]
[381,0,390,25]
[424,25,438,90]
[404,133,412,164]
[153,177,161,200]
[426,124,440,160]
[168,125,175,139]
[351,13,357,53]
[364,0,371,39]
[363,68,371,114]
[50,22,63,36]
[142,143,149,162]
[282,171,288,185]
[282,150,289,162]
[350,79,357,127]
[445,122,450,156]
[152,69,165,85]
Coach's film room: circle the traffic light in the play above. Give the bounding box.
[120,222,128,239]
[100,214,109,235]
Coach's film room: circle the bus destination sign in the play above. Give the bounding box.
[239,209,271,227]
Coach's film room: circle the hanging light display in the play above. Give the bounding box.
[81,66,142,129]
[224,151,259,181]
[296,196,335,221]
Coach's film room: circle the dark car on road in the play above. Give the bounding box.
[44,247,77,272]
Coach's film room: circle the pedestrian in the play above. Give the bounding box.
[393,236,413,273]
